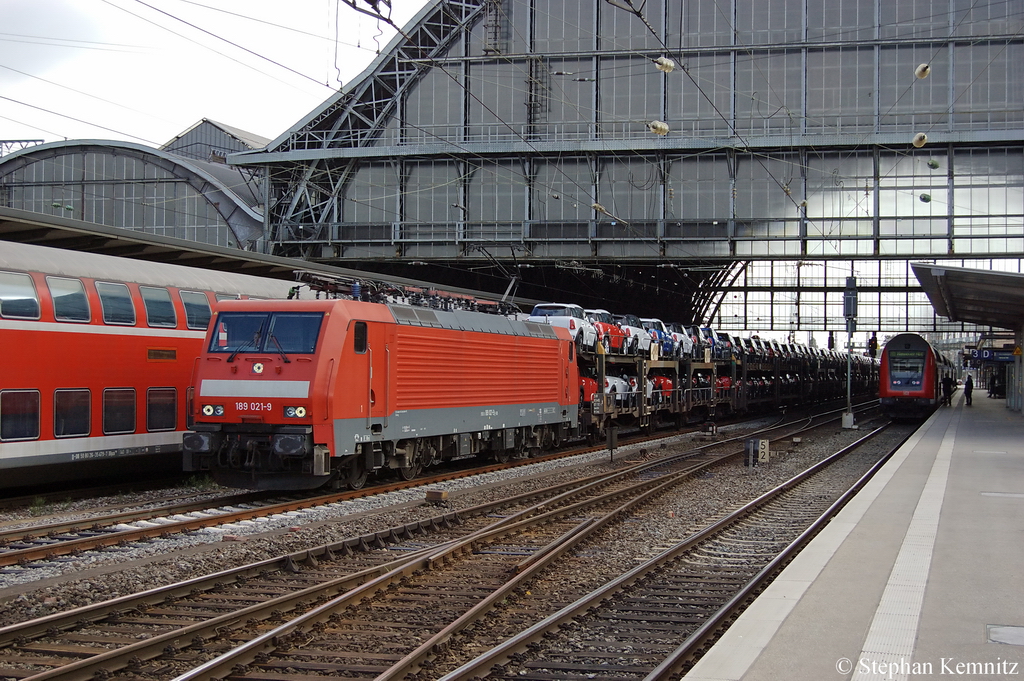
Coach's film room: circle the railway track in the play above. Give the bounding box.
[436,422,914,680]
[0,404,885,681]
[0,442,729,680]
[0,402,872,572]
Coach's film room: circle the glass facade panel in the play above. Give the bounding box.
[348,164,400,223]
[953,41,1024,128]
[405,162,461,224]
[734,51,804,135]
[806,47,875,132]
[736,0,803,45]
[467,61,528,140]
[534,0,595,53]
[807,0,875,41]
[670,154,731,220]
[467,161,526,223]
[671,1,734,47]
[878,44,950,131]
[880,0,950,39]
[665,54,732,136]
[405,68,463,144]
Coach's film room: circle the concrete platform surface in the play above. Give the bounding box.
[684,392,1024,681]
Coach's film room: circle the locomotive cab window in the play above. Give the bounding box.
[1,390,40,441]
[140,286,176,327]
[54,389,91,438]
[0,271,40,319]
[209,311,325,354]
[46,277,90,322]
[96,282,136,325]
[180,291,212,330]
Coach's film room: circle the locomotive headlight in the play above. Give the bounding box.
[202,404,224,417]
[284,406,307,418]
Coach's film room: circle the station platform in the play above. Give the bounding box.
[685,391,1024,680]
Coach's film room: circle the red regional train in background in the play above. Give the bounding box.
[0,241,294,490]
[878,332,957,419]
[183,299,580,490]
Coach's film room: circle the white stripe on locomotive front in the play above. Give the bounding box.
[199,380,311,399]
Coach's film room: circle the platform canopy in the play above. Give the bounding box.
[912,262,1024,331]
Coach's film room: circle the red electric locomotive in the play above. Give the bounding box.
[0,241,294,490]
[183,299,581,490]
[879,333,955,419]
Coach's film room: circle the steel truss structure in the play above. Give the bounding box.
[232,0,1024,337]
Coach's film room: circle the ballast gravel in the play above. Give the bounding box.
[0,417,890,631]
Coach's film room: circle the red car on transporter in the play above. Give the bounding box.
[585,308,627,354]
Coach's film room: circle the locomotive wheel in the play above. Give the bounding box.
[347,461,368,490]
[494,449,511,463]
[398,463,421,481]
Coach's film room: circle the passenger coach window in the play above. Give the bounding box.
[140,287,176,327]
[147,388,176,431]
[103,388,136,435]
[0,390,40,441]
[96,282,136,325]
[46,277,90,322]
[354,321,367,353]
[54,389,90,438]
[179,291,212,330]
[0,272,40,319]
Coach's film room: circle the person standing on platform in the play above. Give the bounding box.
[941,374,954,406]
[964,374,973,406]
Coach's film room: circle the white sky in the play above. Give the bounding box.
[0,0,430,147]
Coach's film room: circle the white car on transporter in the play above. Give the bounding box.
[612,313,653,356]
[527,303,599,351]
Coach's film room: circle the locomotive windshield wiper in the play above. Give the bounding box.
[269,333,292,363]
[228,324,264,363]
